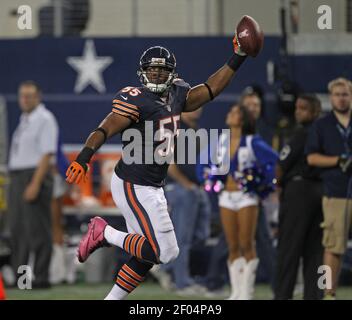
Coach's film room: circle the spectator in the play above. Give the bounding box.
[240,91,262,122]
[8,81,58,288]
[275,94,323,300]
[306,77,352,299]
[240,87,274,144]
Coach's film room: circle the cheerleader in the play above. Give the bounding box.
[201,104,278,299]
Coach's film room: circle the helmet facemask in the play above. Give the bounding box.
[137,65,178,94]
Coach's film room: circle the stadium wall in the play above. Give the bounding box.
[1,36,351,144]
[0,0,347,38]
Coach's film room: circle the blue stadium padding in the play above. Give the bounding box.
[1,36,350,144]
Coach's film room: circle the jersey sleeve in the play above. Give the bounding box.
[173,78,191,111]
[112,87,142,123]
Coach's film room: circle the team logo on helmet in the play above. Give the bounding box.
[150,58,166,65]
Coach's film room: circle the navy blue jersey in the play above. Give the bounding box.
[113,79,191,187]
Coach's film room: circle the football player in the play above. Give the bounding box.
[66,23,263,300]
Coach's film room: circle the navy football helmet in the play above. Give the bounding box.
[137,46,178,93]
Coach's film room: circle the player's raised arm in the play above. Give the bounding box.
[184,15,264,112]
[66,112,131,184]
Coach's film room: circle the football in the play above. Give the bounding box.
[236,15,264,57]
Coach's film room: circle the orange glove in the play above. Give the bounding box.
[232,32,247,56]
[66,161,89,184]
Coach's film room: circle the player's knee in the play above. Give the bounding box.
[159,244,179,264]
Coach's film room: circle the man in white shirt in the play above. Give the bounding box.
[8,81,58,288]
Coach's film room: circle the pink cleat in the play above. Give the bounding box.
[77,216,109,263]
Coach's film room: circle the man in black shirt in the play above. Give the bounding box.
[275,94,323,300]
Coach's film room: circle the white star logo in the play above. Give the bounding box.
[67,40,113,94]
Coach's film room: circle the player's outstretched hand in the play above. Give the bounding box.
[233,15,264,57]
[66,160,89,184]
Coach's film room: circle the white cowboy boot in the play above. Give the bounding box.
[226,257,246,300]
[239,258,259,300]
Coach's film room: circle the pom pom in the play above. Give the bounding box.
[235,164,276,199]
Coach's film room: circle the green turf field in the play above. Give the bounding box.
[4,283,352,300]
